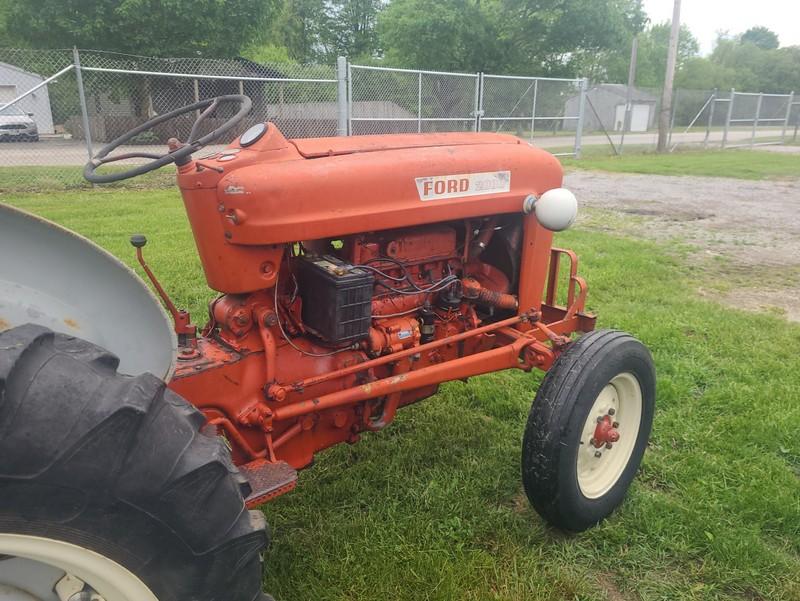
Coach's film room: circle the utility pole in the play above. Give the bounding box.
[619,35,638,154]
[657,0,681,152]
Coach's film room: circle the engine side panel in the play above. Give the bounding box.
[216,140,562,245]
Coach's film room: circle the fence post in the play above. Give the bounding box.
[781,91,794,144]
[72,47,93,160]
[704,89,717,148]
[336,56,348,137]
[417,72,422,133]
[667,89,678,147]
[721,88,735,149]
[474,73,483,132]
[529,79,538,143]
[750,92,762,148]
[574,78,588,158]
[193,79,200,118]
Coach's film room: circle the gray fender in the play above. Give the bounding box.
[0,203,176,379]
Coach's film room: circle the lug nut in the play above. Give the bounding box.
[594,451,602,458]
[608,408,616,416]
[589,438,595,446]
[612,421,619,428]
[605,442,613,449]
[597,416,603,424]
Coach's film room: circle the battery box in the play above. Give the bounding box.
[297,255,374,344]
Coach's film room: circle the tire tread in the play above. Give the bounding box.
[0,325,269,601]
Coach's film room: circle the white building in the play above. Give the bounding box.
[564,84,658,133]
[0,61,55,134]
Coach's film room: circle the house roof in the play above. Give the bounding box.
[567,83,658,104]
[75,52,287,79]
[0,61,44,80]
[589,84,658,102]
[268,101,415,120]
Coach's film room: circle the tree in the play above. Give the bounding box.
[4,0,278,57]
[378,0,504,72]
[633,22,699,88]
[741,26,779,50]
[379,0,646,76]
[673,31,800,94]
[247,0,383,63]
[506,0,648,78]
[709,34,798,93]
[260,0,330,62]
[675,56,737,90]
[324,0,384,60]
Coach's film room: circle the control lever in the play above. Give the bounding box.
[131,234,198,356]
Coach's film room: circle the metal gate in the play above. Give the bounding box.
[348,64,587,156]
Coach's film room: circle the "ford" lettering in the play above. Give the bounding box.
[415,171,511,201]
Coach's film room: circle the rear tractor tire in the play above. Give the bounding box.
[0,324,271,601]
[522,329,655,532]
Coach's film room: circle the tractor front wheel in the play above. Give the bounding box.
[0,325,271,601]
[521,329,655,532]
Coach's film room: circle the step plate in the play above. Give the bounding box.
[240,459,298,507]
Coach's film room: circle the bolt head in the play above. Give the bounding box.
[589,438,595,446]
[594,451,602,458]
[605,442,613,449]
[612,421,619,428]
[608,407,616,416]
[597,416,603,424]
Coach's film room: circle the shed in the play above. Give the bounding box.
[269,101,416,137]
[563,84,658,132]
[74,57,288,142]
[0,61,55,134]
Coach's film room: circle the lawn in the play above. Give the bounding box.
[561,148,800,180]
[3,185,799,601]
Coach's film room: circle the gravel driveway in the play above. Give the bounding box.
[565,171,800,320]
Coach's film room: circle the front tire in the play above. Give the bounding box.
[0,325,270,601]
[521,329,655,532]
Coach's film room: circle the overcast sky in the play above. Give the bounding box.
[642,0,800,55]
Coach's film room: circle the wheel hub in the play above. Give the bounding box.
[0,534,156,601]
[576,372,643,499]
[591,414,620,449]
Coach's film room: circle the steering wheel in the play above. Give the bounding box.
[84,95,253,184]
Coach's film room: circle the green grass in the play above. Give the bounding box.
[0,165,174,194]
[561,148,800,180]
[3,188,799,601]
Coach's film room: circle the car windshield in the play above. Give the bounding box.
[0,105,27,117]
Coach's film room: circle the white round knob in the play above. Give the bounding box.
[526,188,578,231]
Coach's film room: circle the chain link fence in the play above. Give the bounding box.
[479,75,585,156]
[0,48,338,190]
[0,48,796,191]
[580,83,796,153]
[349,65,479,135]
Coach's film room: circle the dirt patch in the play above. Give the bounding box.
[596,573,635,601]
[750,144,800,154]
[511,490,530,515]
[565,171,800,320]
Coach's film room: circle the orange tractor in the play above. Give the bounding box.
[0,96,655,601]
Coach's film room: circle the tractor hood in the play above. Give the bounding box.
[0,204,176,379]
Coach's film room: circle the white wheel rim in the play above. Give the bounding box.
[576,372,643,499]
[0,534,158,601]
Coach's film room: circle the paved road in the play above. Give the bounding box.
[0,128,790,167]
[535,128,788,152]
